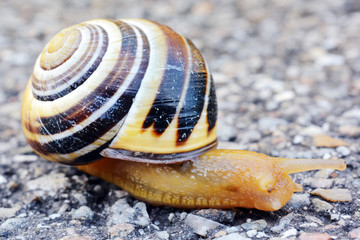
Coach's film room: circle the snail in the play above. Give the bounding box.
[21,19,346,211]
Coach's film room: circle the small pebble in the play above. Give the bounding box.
[315,54,345,68]
[108,223,135,239]
[266,100,279,111]
[58,204,70,214]
[184,213,223,237]
[246,229,257,238]
[226,226,241,234]
[304,178,334,189]
[0,206,21,219]
[212,72,228,84]
[322,152,333,159]
[256,232,268,238]
[338,125,360,137]
[156,231,170,240]
[281,228,297,238]
[341,215,352,220]
[301,126,326,136]
[152,223,160,230]
[242,130,262,143]
[214,230,227,238]
[13,154,38,162]
[0,175,8,185]
[0,218,24,232]
[331,214,340,221]
[0,175,7,187]
[313,134,348,148]
[258,117,288,133]
[304,215,323,226]
[71,206,94,220]
[338,219,346,226]
[334,177,346,185]
[274,90,295,103]
[288,193,310,209]
[349,228,360,239]
[313,169,334,178]
[73,193,87,205]
[113,190,128,198]
[49,213,61,220]
[241,219,267,231]
[270,213,294,233]
[253,76,284,92]
[214,232,250,240]
[299,222,318,228]
[25,173,71,197]
[59,236,95,240]
[132,202,150,227]
[336,146,351,157]
[138,229,145,235]
[218,122,237,141]
[179,212,187,220]
[312,198,334,212]
[353,179,360,188]
[108,199,134,226]
[298,232,331,240]
[342,108,360,120]
[191,1,213,15]
[195,209,235,223]
[293,135,304,145]
[311,188,352,202]
[168,213,175,223]
[65,228,77,235]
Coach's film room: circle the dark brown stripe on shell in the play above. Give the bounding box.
[33,21,136,135]
[142,25,188,134]
[27,22,150,158]
[64,136,115,165]
[40,29,82,71]
[176,38,208,145]
[32,26,90,87]
[206,75,217,132]
[33,25,108,100]
[41,24,99,88]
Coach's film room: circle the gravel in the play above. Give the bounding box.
[1,0,360,239]
[241,219,267,231]
[287,193,311,209]
[184,213,224,237]
[311,198,334,212]
[71,206,94,220]
[349,228,360,239]
[311,188,352,202]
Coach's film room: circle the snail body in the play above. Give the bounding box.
[78,149,345,210]
[22,19,346,211]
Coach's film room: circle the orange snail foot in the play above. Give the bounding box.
[77,149,346,211]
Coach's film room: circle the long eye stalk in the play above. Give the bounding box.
[275,157,346,174]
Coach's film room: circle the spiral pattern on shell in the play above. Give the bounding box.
[21,19,218,165]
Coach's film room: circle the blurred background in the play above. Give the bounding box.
[2,0,359,151]
[2,0,360,145]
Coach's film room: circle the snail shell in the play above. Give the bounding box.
[21,19,217,165]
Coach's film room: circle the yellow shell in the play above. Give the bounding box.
[21,19,217,165]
